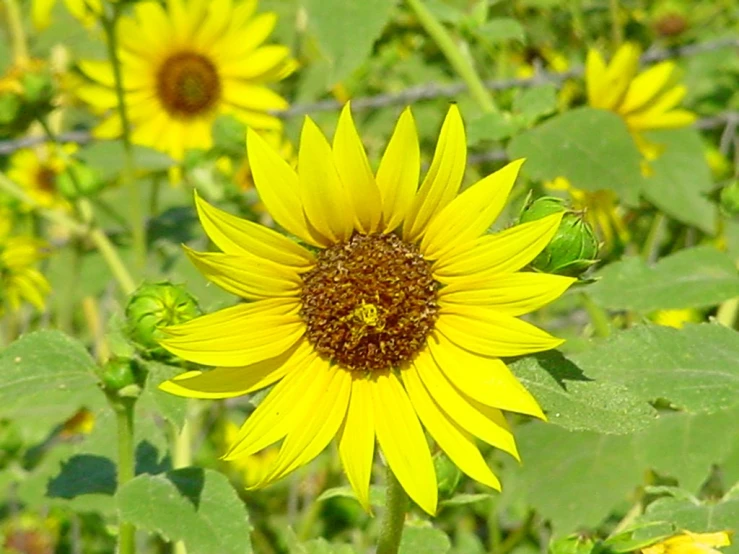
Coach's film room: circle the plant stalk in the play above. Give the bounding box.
[114,397,137,554]
[2,0,29,64]
[581,292,611,338]
[376,465,408,554]
[405,0,496,113]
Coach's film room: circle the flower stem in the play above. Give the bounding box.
[609,0,623,47]
[641,212,666,263]
[113,396,137,554]
[580,292,611,338]
[0,172,136,294]
[405,0,495,113]
[376,465,408,554]
[101,9,146,272]
[2,0,29,65]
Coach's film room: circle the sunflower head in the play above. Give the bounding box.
[7,144,76,210]
[160,104,574,514]
[78,0,296,160]
[585,42,696,160]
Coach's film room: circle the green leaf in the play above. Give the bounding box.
[572,324,739,414]
[144,362,188,430]
[303,0,396,85]
[510,351,658,435]
[78,141,173,181]
[0,331,102,425]
[507,107,644,204]
[641,129,716,234]
[588,246,739,312]
[116,468,252,554]
[440,493,494,507]
[399,526,451,554]
[513,84,557,124]
[467,112,520,145]
[637,496,739,554]
[316,485,386,507]
[477,18,526,44]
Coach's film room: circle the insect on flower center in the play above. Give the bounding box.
[156,52,221,118]
[300,233,439,373]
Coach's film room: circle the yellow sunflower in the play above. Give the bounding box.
[586,42,696,163]
[641,531,732,554]
[7,144,74,210]
[77,0,296,161]
[545,176,629,249]
[0,235,50,314]
[160,105,573,514]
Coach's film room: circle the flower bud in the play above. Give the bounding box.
[125,281,201,360]
[519,196,599,277]
[100,357,140,393]
[720,181,739,217]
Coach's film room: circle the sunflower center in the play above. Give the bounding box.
[35,166,56,193]
[300,233,439,373]
[156,52,221,117]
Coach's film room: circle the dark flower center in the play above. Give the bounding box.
[35,166,57,193]
[300,233,439,373]
[156,52,221,118]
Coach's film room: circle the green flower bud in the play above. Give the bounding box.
[720,181,739,217]
[100,357,140,392]
[519,196,599,277]
[433,452,462,498]
[125,281,201,360]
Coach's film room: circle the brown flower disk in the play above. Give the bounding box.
[156,52,221,117]
[300,233,439,373]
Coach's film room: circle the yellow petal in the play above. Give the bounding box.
[427,332,545,419]
[376,107,420,232]
[194,192,315,269]
[421,159,524,260]
[159,340,312,399]
[436,305,563,357]
[403,362,501,489]
[333,103,382,233]
[184,246,301,300]
[627,108,696,131]
[433,213,563,281]
[252,363,351,487]
[222,81,288,111]
[338,376,376,511]
[438,272,575,315]
[600,43,641,110]
[159,301,305,367]
[372,371,437,515]
[298,117,354,243]
[32,0,54,30]
[224,353,321,459]
[412,349,519,458]
[402,105,466,242]
[217,12,277,60]
[246,127,322,246]
[585,48,608,107]
[620,61,676,114]
[220,45,291,79]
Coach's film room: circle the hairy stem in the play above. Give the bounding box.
[376,465,408,554]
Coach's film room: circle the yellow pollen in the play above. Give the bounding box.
[352,301,383,328]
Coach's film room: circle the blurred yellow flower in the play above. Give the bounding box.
[32,0,103,30]
[586,43,696,163]
[650,308,702,329]
[0,235,50,314]
[77,0,296,161]
[641,530,732,554]
[545,176,628,249]
[223,421,279,487]
[7,144,75,210]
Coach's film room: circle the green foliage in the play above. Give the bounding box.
[399,526,452,554]
[589,246,739,311]
[116,468,253,554]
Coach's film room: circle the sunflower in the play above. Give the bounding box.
[77,0,296,161]
[0,234,50,314]
[6,144,74,210]
[160,105,573,514]
[641,531,731,554]
[545,176,629,250]
[586,42,696,163]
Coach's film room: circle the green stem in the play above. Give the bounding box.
[609,0,623,47]
[101,10,146,272]
[405,0,495,113]
[641,212,666,263]
[0,172,136,294]
[581,292,611,338]
[114,397,136,554]
[2,0,28,64]
[376,466,408,554]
